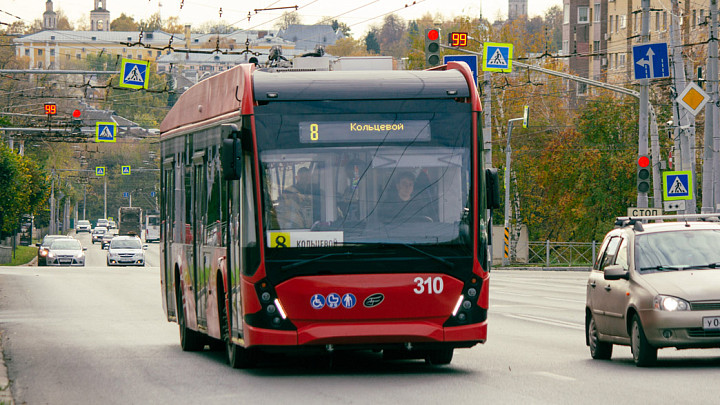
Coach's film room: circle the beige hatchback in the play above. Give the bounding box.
[586,214,720,366]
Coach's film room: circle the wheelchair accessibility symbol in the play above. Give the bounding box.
[310,294,325,309]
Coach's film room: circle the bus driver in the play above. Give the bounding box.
[276,167,314,229]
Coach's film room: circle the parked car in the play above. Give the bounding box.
[45,238,86,266]
[75,220,91,233]
[95,218,109,229]
[91,227,108,244]
[36,234,71,266]
[107,220,117,229]
[106,235,147,266]
[101,233,114,249]
[586,214,720,367]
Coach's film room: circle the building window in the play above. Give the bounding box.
[693,10,697,28]
[76,54,81,59]
[619,53,626,67]
[25,49,30,56]
[615,15,619,32]
[50,49,55,56]
[656,12,660,31]
[564,4,570,24]
[562,40,569,55]
[593,41,600,59]
[663,12,667,29]
[594,3,601,22]
[620,15,626,29]
[578,6,589,23]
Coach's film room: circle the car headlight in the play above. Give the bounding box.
[75,252,85,258]
[47,252,55,258]
[40,250,48,257]
[654,295,691,311]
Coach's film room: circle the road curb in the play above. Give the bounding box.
[0,332,13,405]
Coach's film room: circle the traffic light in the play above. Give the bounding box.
[637,155,651,193]
[425,28,441,67]
[71,109,82,135]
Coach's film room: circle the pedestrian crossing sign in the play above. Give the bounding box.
[119,58,149,89]
[95,122,116,142]
[96,167,105,176]
[121,166,131,175]
[482,42,513,72]
[663,170,692,201]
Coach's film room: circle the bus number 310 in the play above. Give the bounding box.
[413,276,444,294]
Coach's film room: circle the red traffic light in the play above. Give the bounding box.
[427,29,439,41]
[72,109,82,118]
[638,155,650,168]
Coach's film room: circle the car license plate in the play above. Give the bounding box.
[702,316,720,330]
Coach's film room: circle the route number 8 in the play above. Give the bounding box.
[310,123,319,141]
[413,276,443,294]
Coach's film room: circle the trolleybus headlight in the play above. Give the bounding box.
[274,298,287,320]
[452,295,464,316]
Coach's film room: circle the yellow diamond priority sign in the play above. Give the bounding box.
[676,82,708,116]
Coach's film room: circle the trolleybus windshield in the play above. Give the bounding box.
[256,103,472,250]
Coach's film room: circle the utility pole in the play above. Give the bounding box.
[710,0,720,212]
[49,170,55,235]
[670,0,697,213]
[503,116,524,266]
[638,0,651,208]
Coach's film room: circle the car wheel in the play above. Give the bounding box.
[425,348,454,365]
[587,314,612,360]
[631,314,657,367]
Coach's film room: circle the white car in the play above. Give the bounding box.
[96,218,109,229]
[75,220,91,233]
[46,238,86,266]
[106,235,147,266]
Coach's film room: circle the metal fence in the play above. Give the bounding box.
[527,241,598,267]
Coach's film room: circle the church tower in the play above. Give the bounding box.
[90,0,110,31]
[508,0,528,20]
[43,0,57,30]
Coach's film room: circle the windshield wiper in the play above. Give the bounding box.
[281,252,353,271]
[678,262,720,270]
[401,243,455,269]
[639,265,682,272]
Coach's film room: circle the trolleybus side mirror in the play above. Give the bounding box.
[485,168,501,210]
[221,124,242,180]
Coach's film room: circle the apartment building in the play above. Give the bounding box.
[564,0,712,89]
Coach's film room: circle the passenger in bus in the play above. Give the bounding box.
[276,167,314,228]
[378,171,433,224]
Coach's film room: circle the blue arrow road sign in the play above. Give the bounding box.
[123,192,130,198]
[444,55,478,85]
[633,43,669,80]
[120,58,149,89]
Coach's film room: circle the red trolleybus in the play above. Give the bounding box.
[159,62,500,367]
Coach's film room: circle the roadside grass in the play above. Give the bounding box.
[1,246,36,266]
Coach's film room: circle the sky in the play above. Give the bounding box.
[4,0,563,36]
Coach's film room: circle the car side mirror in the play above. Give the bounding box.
[82,247,88,251]
[143,245,148,250]
[604,264,629,280]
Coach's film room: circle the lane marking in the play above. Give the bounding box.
[532,371,576,381]
[503,313,584,330]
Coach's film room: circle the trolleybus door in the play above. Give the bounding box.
[192,153,207,328]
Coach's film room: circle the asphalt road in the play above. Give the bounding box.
[1,238,720,404]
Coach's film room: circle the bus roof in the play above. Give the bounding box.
[160,63,478,137]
